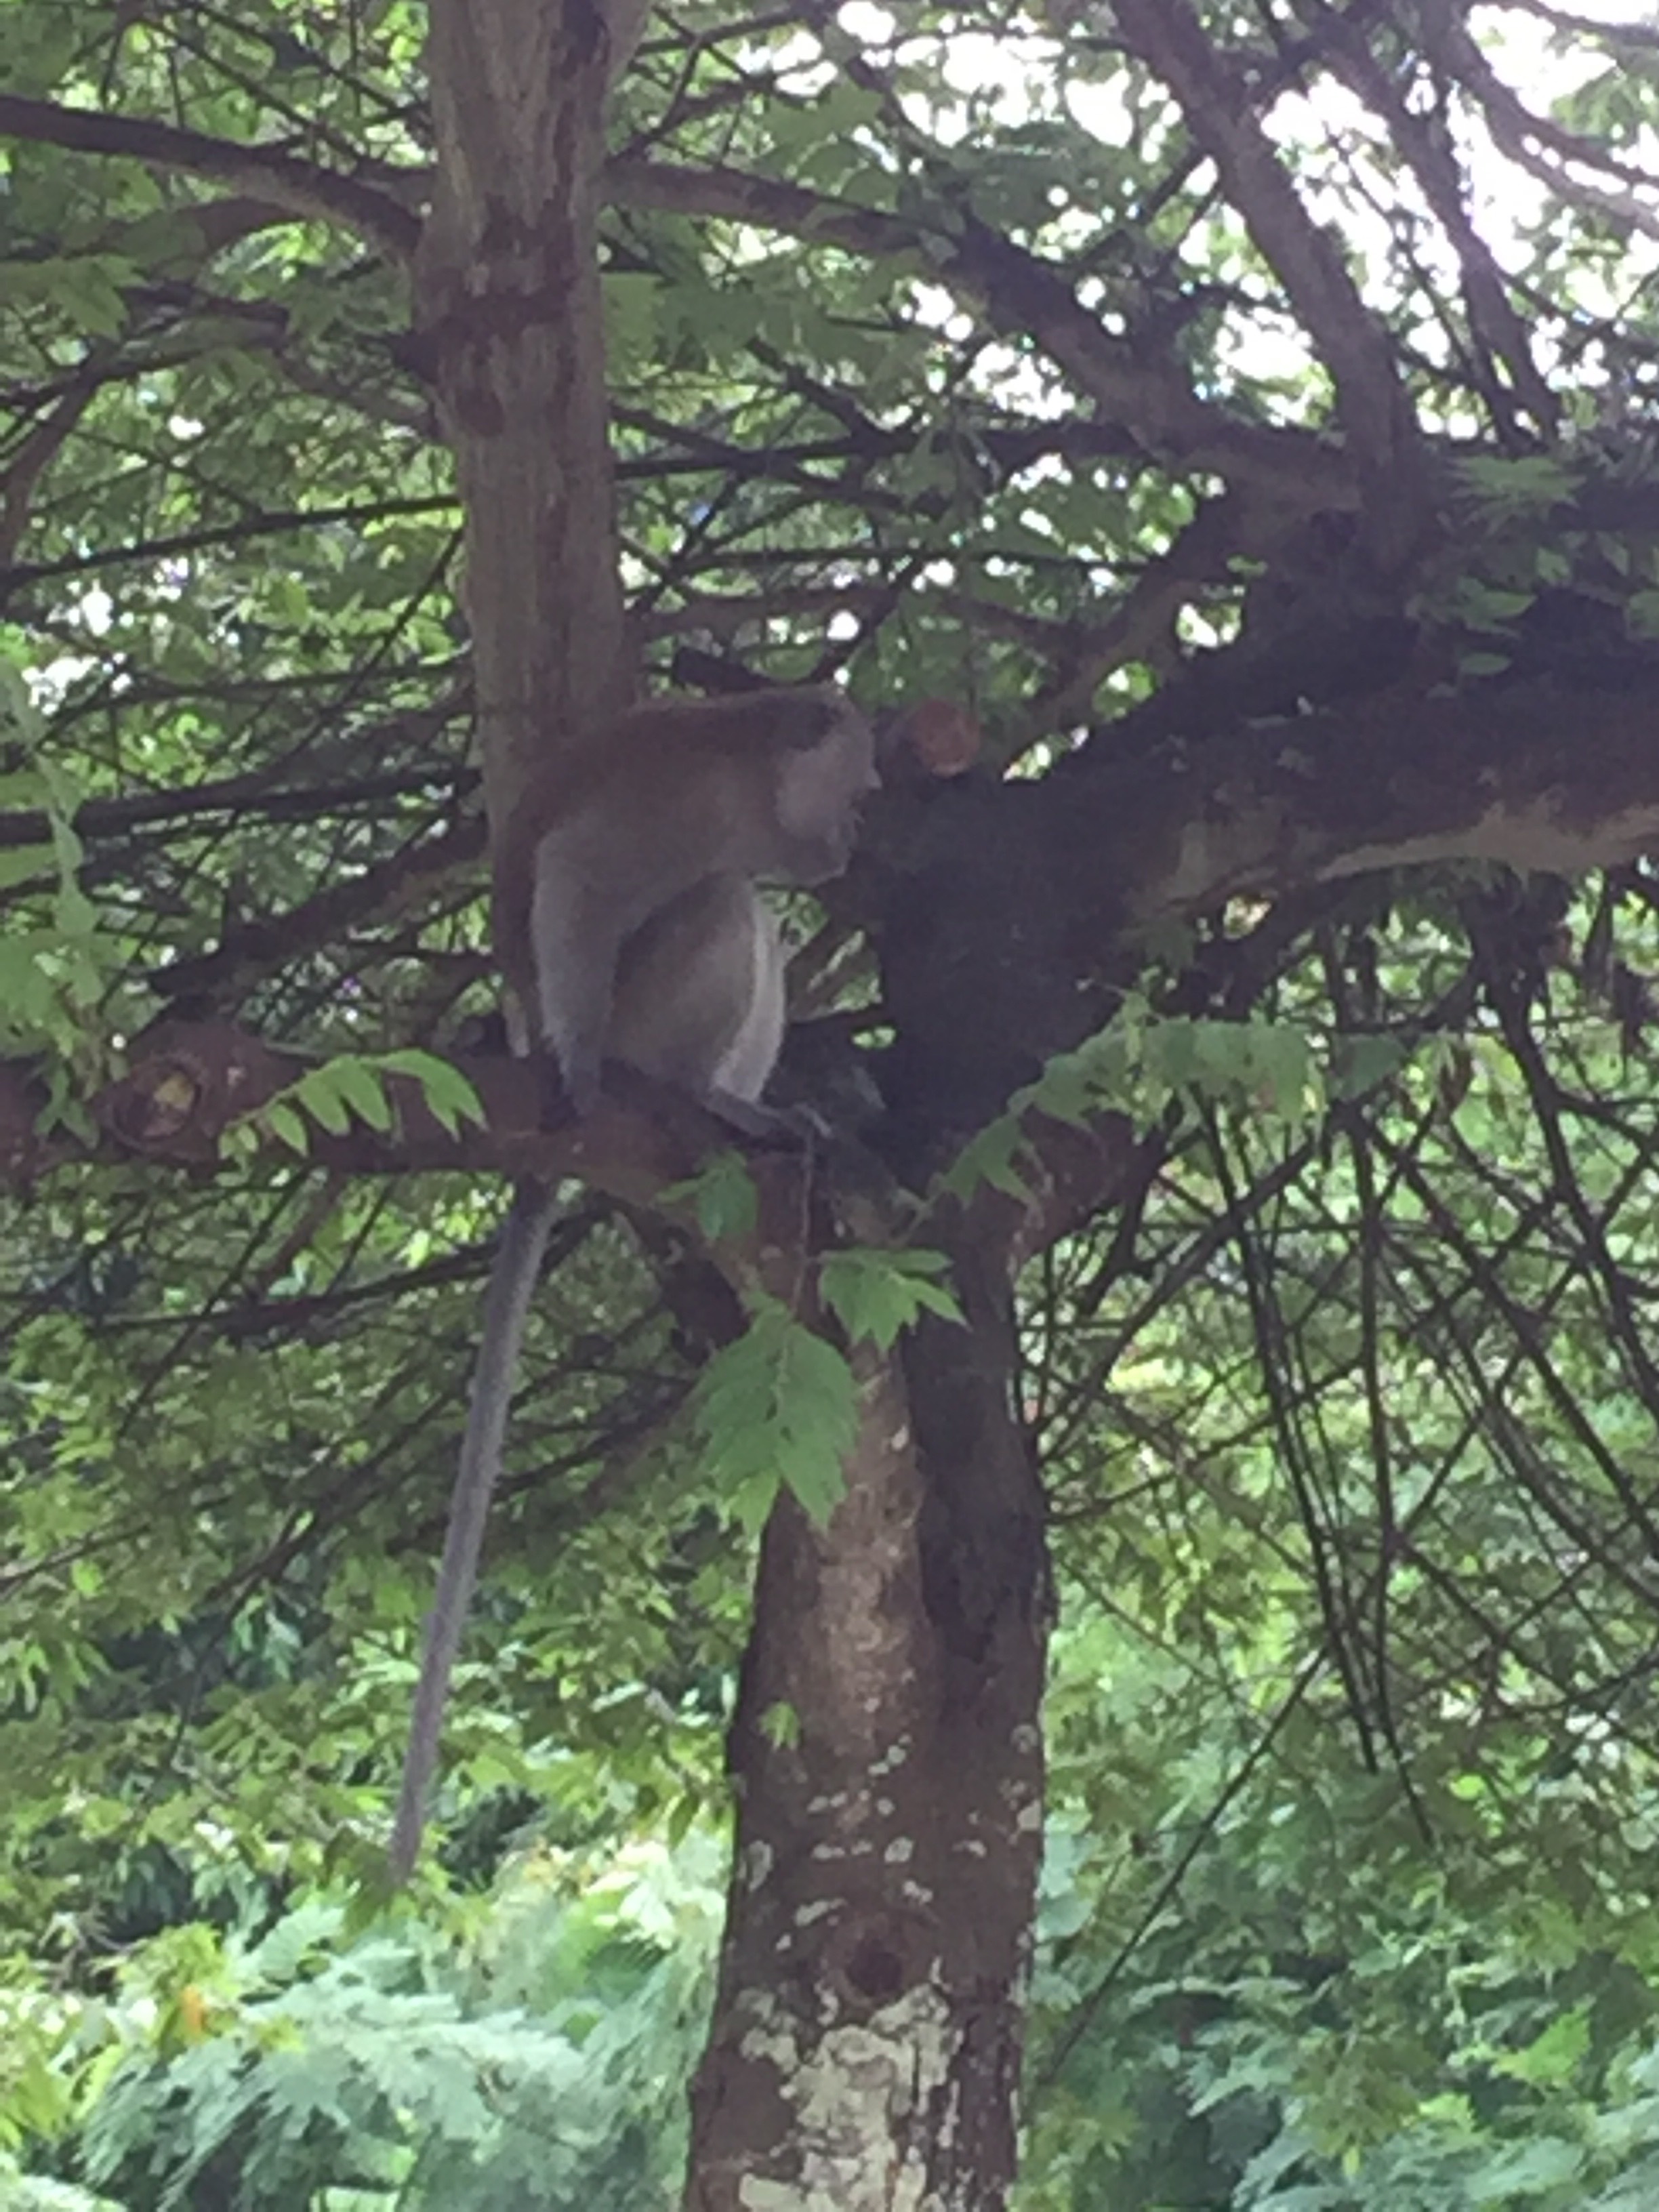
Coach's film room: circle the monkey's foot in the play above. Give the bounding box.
[703,1088,825,1146]
[537,1051,588,1127]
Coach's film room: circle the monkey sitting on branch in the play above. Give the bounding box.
[390,682,880,1879]
[495,683,878,1126]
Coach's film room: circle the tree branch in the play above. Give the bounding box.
[82,1017,813,1230]
[607,155,1358,510]
[1317,12,1555,438]
[1,493,455,599]
[1113,0,1420,528]
[0,94,421,259]
[148,817,482,1004]
[1080,672,1659,927]
[0,760,474,852]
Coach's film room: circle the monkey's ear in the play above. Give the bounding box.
[880,698,982,781]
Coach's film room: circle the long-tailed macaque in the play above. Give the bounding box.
[390,685,878,1879]
[496,685,878,1115]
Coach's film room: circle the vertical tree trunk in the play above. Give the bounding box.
[417,12,1058,2203]
[687,1232,1050,2211]
[418,0,630,822]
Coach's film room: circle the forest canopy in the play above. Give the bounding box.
[6,1,1659,2207]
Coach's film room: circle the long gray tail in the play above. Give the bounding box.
[390,1182,554,1879]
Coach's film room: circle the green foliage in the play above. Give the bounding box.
[942,1008,1323,1206]
[689,1298,859,1528]
[1004,878,1659,2205]
[228,1051,485,1160]
[0,2163,120,2212]
[817,1245,962,1351]
[9,1842,721,2211]
[758,1701,801,1750]
[663,1152,760,1245]
[6,1,1659,2205]
[0,672,116,1080]
[1021,1602,1659,2210]
[1452,454,1582,522]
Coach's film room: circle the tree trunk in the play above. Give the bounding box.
[687,1231,1049,2211]
[418,0,630,823]
[418,13,1056,2203]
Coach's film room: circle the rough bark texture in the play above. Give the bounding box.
[687,1231,1050,2212]
[418,0,629,828]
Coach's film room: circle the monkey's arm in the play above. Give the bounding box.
[390,1180,555,1881]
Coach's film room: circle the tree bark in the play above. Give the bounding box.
[418,0,630,827]
[687,1228,1049,2211]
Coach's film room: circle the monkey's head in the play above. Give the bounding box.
[772,695,880,884]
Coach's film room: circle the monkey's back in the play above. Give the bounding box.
[494,723,782,977]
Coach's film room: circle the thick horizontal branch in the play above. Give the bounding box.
[870,661,1659,1155]
[0,94,419,258]
[15,672,1637,1272]
[1084,673,1659,925]
[87,1019,752,1210]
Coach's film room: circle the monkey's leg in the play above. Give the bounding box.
[535,1048,575,1128]
[527,862,624,1118]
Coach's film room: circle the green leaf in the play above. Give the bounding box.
[293,1067,353,1136]
[1466,2135,1585,2196]
[1493,2005,1591,2087]
[1242,1022,1319,1121]
[937,1113,1032,1205]
[819,1246,962,1352]
[759,1702,800,1748]
[326,1057,394,1134]
[692,1301,857,1528]
[1453,452,1578,514]
[8,257,133,340]
[371,1050,485,1134]
[1330,1033,1406,1100]
[661,1152,758,1244]
[0,844,54,891]
[0,9,80,93]
[265,1101,311,1156]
